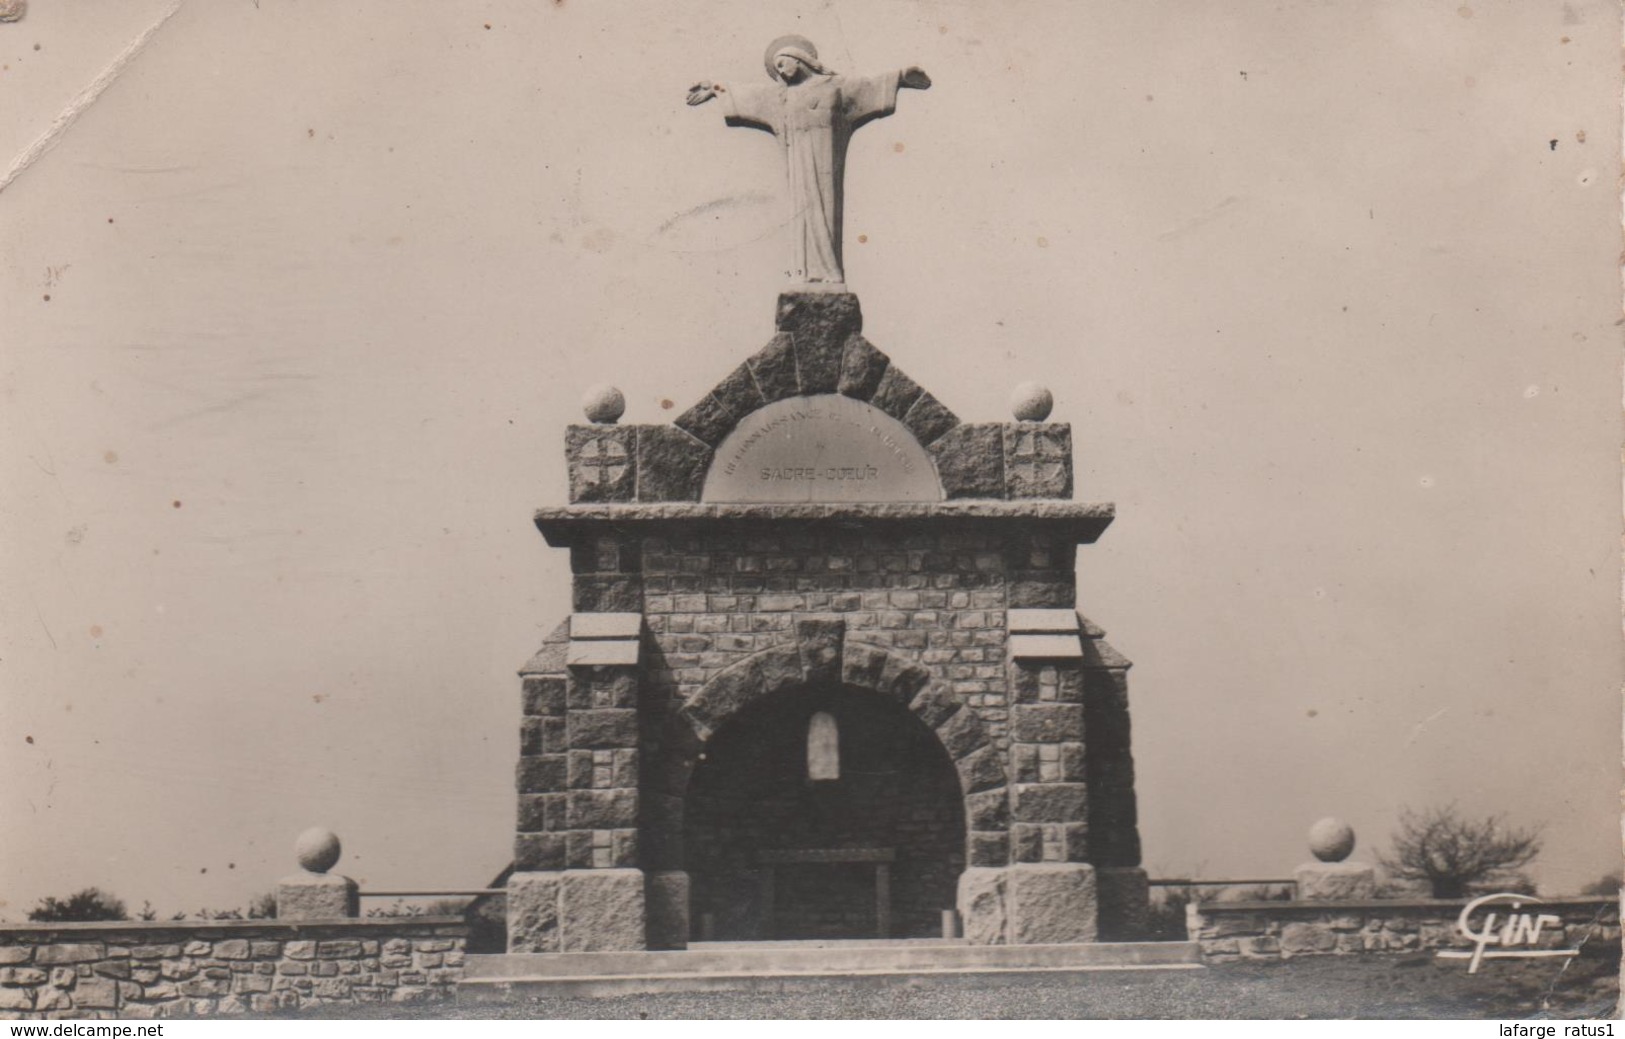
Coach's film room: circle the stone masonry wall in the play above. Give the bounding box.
[632,522,1088,886]
[637,526,1055,744]
[0,919,467,1020]
[517,517,1146,911]
[517,522,1078,876]
[1189,898,1620,962]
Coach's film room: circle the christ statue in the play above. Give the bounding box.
[687,35,931,287]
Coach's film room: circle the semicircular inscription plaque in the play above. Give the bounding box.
[702,395,943,503]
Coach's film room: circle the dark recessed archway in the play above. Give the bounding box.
[683,683,966,941]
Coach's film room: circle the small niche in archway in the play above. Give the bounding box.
[807,710,839,781]
[684,685,965,940]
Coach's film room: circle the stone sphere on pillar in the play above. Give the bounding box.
[582,384,626,425]
[295,827,343,874]
[1009,382,1054,422]
[1307,817,1356,863]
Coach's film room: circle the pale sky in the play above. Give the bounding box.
[1,0,1620,919]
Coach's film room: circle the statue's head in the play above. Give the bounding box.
[773,53,811,83]
[763,34,828,84]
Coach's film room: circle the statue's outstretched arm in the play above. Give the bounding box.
[901,66,931,90]
[687,81,719,106]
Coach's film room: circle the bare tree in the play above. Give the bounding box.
[1379,805,1543,899]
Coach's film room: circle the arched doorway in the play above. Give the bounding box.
[683,683,966,941]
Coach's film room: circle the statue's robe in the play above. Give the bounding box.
[720,72,901,285]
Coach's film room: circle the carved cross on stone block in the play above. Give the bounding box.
[567,426,636,503]
[1003,423,1073,500]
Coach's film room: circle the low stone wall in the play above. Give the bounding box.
[1188,897,1619,962]
[0,917,468,1019]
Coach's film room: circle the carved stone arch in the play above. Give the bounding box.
[646,618,1009,872]
[672,293,962,457]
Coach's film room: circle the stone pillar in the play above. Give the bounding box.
[1294,818,1377,900]
[1009,664,1089,867]
[1081,665,1141,867]
[1003,535,1087,876]
[1081,650,1150,938]
[275,828,358,920]
[989,651,1097,945]
[510,658,647,951]
[509,528,649,953]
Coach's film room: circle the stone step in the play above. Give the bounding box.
[693,938,962,950]
[459,962,1204,1001]
[460,941,1202,999]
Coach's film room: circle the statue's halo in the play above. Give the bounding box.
[763,34,819,81]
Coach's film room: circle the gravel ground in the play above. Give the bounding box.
[292,951,1620,1020]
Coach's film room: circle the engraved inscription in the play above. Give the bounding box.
[702,395,942,503]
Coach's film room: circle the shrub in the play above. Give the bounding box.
[28,888,128,923]
[1580,874,1622,897]
[1145,887,1190,941]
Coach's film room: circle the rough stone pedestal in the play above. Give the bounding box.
[1096,866,1151,940]
[957,865,1103,944]
[507,872,560,953]
[957,867,1008,946]
[646,871,690,950]
[561,869,646,951]
[1294,861,1377,900]
[1007,864,1099,944]
[276,871,358,920]
[509,870,650,952]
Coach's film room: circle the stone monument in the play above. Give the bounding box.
[1294,817,1378,900]
[275,827,359,920]
[505,37,1150,952]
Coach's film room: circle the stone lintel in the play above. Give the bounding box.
[569,613,642,639]
[759,847,895,864]
[565,640,639,667]
[1009,633,1084,660]
[1008,609,1082,633]
[534,501,1113,547]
